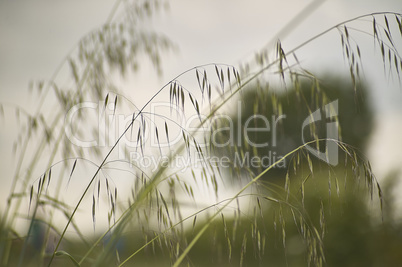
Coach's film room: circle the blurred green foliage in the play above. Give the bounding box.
[217,76,373,181]
[180,76,402,266]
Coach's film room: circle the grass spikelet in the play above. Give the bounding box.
[92,195,96,230]
[67,159,78,187]
[240,233,247,267]
[47,168,52,191]
[28,185,34,212]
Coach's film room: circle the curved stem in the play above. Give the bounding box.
[172,140,324,267]
[49,10,399,266]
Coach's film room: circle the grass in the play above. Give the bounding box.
[1,1,402,266]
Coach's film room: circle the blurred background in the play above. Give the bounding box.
[2,0,401,219]
[1,0,402,265]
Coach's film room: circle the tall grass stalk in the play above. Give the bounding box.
[1,2,401,266]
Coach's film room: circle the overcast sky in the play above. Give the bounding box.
[1,0,401,100]
[1,0,402,226]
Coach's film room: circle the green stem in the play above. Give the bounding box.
[172,140,323,267]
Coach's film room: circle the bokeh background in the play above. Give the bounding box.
[1,0,402,265]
